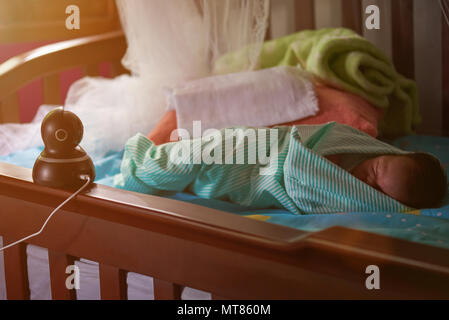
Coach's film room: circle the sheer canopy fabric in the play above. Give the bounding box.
[117,0,270,78]
[0,0,270,159]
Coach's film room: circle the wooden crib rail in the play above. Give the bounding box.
[0,31,127,124]
[1,162,449,299]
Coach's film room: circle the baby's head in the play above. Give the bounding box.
[351,153,447,208]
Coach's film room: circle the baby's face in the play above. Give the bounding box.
[351,155,416,205]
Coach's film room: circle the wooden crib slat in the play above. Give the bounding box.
[84,64,99,77]
[342,0,363,35]
[265,23,272,41]
[3,240,30,300]
[153,278,183,300]
[0,93,20,124]
[110,61,128,77]
[391,0,415,78]
[48,251,76,300]
[443,13,449,136]
[99,264,127,300]
[295,0,315,30]
[43,74,62,105]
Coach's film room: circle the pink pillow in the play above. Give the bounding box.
[277,84,382,137]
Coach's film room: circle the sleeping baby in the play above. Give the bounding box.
[114,121,447,214]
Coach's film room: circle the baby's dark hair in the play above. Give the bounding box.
[404,152,447,209]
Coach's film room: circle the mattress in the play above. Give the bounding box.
[1,134,448,299]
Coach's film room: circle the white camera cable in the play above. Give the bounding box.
[0,176,91,252]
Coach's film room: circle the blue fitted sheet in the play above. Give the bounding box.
[2,134,449,249]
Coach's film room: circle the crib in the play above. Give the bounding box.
[1,0,449,300]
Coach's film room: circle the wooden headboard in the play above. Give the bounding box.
[0,0,123,124]
[271,0,448,136]
[0,0,120,42]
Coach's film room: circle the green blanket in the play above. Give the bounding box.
[214,28,420,137]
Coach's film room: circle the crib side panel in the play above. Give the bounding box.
[1,162,449,299]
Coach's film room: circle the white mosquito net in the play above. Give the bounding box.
[0,0,270,160]
[118,0,269,79]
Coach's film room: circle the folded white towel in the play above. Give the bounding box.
[165,66,319,135]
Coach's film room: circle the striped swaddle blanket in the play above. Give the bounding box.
[114,122,413,214]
